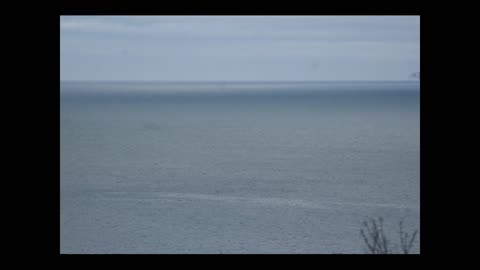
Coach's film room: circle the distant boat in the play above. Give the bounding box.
[410,72,420,80]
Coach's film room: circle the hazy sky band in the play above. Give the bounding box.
[60,16,420,81]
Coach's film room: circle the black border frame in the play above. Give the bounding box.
[47,3,430,259]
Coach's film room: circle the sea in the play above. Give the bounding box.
[60,81,420,254]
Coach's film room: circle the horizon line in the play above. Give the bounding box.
[61,79,419,83]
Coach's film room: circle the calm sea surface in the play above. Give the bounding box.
[61,81,420,254]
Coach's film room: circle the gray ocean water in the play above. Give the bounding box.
[60,81,420,254]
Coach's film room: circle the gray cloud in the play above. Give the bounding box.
[61,16,419,81]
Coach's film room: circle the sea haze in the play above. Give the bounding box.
[60,81,420,254]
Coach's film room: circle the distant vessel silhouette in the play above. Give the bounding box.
[410,72,420,80]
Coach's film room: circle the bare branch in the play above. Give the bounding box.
[360,216,418,254]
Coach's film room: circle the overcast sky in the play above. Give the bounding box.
[60,16,419,81]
